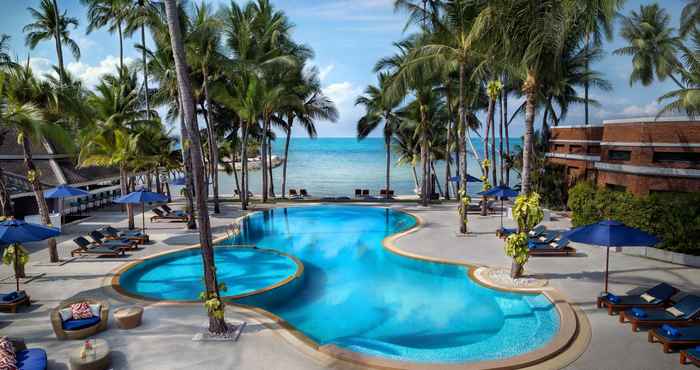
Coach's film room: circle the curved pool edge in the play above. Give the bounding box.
[106,204,586,370]
[109,243,304,304]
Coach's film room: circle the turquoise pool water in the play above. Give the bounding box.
[119,248,298,300]
[120,205,559,363]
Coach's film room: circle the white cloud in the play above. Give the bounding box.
[66,55,135,87]
[621,101,659,116]
[289,0,397,22]
[26,57,57,79]
[315,81,364,136]
[318,64,335,82]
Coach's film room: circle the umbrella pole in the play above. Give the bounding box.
[142,201,146,233]
[604,246,610,293]
[500,198,504,230]
[14,244,19,292]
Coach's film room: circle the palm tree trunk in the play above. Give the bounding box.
[431,161,443,197]
[51,0,65,82]
[141,22,150,118]
[155,170,161,193]
[504,93,510,186]
[444,86,452,200]
[420,106,429,207]
[231,156,241,198]
[499,91,504,186]
[179,97,197,230]
[281,118,292,198]
[268,139,275,197]
[411,165,419,189]
[521,70,537,196]
[202,68,220,213]
[164,0,227,334]
[240,124,249,210]
[584,33,590,126]
[458,63,468,233]
[21,133,57,262]
[384,130,391,198]
[0,165,14,217]
[482,97,496,216]
[490,104,497,187]
[118,23,124,71]
[261,119,269,203]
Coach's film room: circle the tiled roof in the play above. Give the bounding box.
[0,127,52,156]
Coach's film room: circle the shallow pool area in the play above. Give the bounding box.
[118,205,560,364]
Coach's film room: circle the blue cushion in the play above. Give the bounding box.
[631,307,647,318]
[661,324,679,337]
[646,283,676,302]
[606,293,620,304]
[1,291,26,302]
[16,348,47,370]
[62,315,100,331]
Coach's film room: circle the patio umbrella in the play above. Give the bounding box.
[44,185,90,227]
[114,190,168,233]
[0,219,60,291]
[477,185,519,229]
[563,220,658,293]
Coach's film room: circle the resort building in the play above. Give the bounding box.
[546,117,700,195]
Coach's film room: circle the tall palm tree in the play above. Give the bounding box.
[614,4,685,89]
[82,0,132,70]
[681,0,700,38]
[126,0,158,118]
[24,0,81,82]
[163,0,227,334]
[575,0,623,125]
[2,65,72,262]
[0,35,19,71]
[356,72,401,199]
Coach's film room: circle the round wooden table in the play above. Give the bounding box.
[69,339,110,370]
[114,306,143,329]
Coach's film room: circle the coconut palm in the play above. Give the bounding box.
[614,4,685,89]
[657,30,700,117]
[163,0,227,335]
[125,0,158,118]
[0,35,19,71]
[23,0,80,82]
[82,0,132,70]
[681,0,700,38]
[356,72,401,199]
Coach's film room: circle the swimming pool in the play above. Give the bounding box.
[118,205,560,364]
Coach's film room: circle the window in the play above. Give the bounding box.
[608,150,631,161]
[554,144,565,152]
[587,145,601,155]
[606,184,626,192]
[569,145,583,153]
[652,151,700,165]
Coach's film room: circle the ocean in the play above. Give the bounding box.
[213,137,522,197]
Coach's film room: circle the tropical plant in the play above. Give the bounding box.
[2,244,29,283]
[82,0,132,70]
[23,0,81,82]
[507,192,544,277]
[0,35,19,71]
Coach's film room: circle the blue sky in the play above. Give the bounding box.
[0,0,689,138]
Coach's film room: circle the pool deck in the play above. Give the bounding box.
[1,200,698,370]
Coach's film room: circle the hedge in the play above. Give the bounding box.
[567,182,700,256]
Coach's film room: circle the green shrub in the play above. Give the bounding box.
[567,185,700,256]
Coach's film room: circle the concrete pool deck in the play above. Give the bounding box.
[1,201,698,369]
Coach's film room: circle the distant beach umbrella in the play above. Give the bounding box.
[0,219,60,291]
[478,185,519,229]
[114,190,168,232]
[450,175,483,183]
[564,220,658,293]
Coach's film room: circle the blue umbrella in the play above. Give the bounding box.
[44,185,90,227]
[114,190,168,232]
[170,177,186,186]
[564,220,659,292]
[477,185,519,229]
[449,174,482,183]
[0,219,60,291]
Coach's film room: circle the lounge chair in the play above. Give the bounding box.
[497,227,517,238]
[101,226,149,244]
[362,189,370,197]
[70,237,126,257]
[681,346,700,366]
[648,325,700,353]
[531,230,557,243]
[0,290,30,313]
[354,189,362,198]
[528,237,577,256]
[89,230,136,250]
[50,298,109,340]
[388,190,395,197]
[620,295,700,331]
[528,225,546,238]
[4,338,47,370]
[289,189,299,198]
[300,189,310,197]
[151,208,188,222]
[161,204,187,217]
[597,282,678,315]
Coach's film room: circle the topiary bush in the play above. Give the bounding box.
[567,184,700,256]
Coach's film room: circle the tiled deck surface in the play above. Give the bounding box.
[1,201,698,369]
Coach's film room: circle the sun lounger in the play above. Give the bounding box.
[89,230,136,250]
[597,282,678,315]
[362,189,369,197]
[528,237,577,256]
[681,346,700,366]
[0,290,30,313]
[300,189,310,197]
[648,325,700,353]
[289,189,299,197]
[354,189,362,198]
[528,225,546,238]
[161,204,187,217]
[389,190,395,197]
[531,230,557,243]
[71,237,126,257]
[620,295,700,331]
[151,208,188,222]
[101,226,149,244]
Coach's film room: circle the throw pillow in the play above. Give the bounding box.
[59,307,73,322]
[89,304,102,318]
[640,293,656,303]
[71,302,94,320]
[666,306,684,318]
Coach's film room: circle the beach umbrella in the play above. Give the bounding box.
[44,185,90,227]
[449,174,482,183]
[114,190,168,233]
[563,220,658,293]
[0,219,60,291]
[170,177,186,186]
[478,185,519,229]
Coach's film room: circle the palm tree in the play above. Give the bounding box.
[657,30,700,117]
[163,0,227,334]
[126,0,158,119]
[24,0,81,82]
[614,4,686,89]
[575,0,623,125]
[2,65,72,262]
[356,72,400,199]
[0,35,19,71]
[681,0,700,38]
[82,0,132,70]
